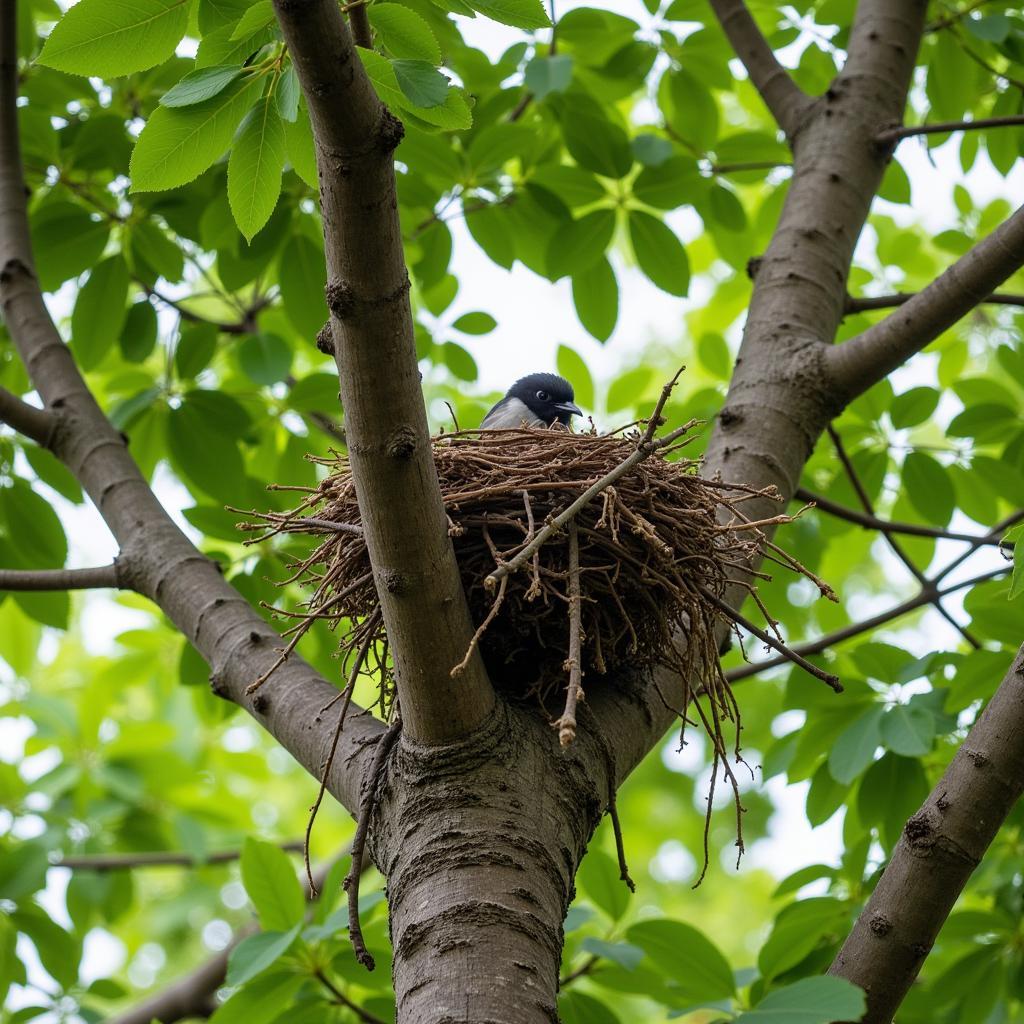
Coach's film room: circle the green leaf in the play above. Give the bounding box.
[631,133,673,167]
[579,937,644,971]
[23,446,83,504]
[806,760,847,826]
[451,312,497,335]
[628,211,689,297]
[560,990,622,1024]
[698,332,731,378]
[358,50,471,130]
[757,898,849,981]
[547,210,616,280]
[239,333,293,385]
[228,97,286,241]
[828,705,883,784]
[902,451,955,526]
[607,366,651,413]
[890,386,939,429]
[576,848,630,921]
[230,0,274,39]
[879,704,935,757]
[275,66,300,122]
[879,158,911,204]
[70,254,130,371]
[393,60,449,109]
[174,322,217,380]
[572,257,618,341]
[1006,525,1024,600]
[167,392,246,501]
[633,156,704,210]
[29,201,110,292]
[161,65,242,108]
[279,234,329,340]
[240,838,305,931]
[130,76,262,192]
[626,919,735,1000]
[0,843,49,901]
[208,971,304,1024]
[524,54,573,99]
[558,95,632,178]
[128,220,186,284]
[38,0,192,78]
[441,341,478,382]
[667,68,718,150]
[467,0,551,30]
[367,4,441,61]
[283,109,317,187]
[734,976,866,1024]
[225,925,301,986]
[12,908,80,989]
[556,345,594,410]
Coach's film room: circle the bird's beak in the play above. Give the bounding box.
[556,402,582,417]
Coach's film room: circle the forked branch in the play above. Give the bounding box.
[0,386,55,446]
[708,0,810,138]
[0,564,122,591]
[830,204,1024,400]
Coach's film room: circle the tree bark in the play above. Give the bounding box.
[271,0,494,746]
[373,702,609,1023]
[829,645,1024,1022]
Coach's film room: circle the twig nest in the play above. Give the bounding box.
[240,426,799,716]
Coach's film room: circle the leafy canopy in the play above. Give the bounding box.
[3,0,1024,1022]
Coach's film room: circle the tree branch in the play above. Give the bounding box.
[0,0,380,817]
[796,487,1009,546]
[0,563,122,591]
[56,841,304,871]
[845,290,1024,313]
[878,113,1024,144]
[826,426,980,649]
[829,203,1024,401]
[725,567,1005,683]
[271,0,494,746]
[109,845,361,1024]
[0,385,55,446]
[829,643,1024,1023]
[707,0,811,138]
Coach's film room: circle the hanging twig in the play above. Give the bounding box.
[305,615,380,895]
[555,521,584,747]
[345,715,402,971]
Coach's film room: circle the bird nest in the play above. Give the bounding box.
[237,415,837,758]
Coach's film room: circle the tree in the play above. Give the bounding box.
[1,0,1024,1021]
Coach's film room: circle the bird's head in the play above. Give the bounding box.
[507,373,582,427]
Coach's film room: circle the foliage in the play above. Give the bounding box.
[2,0,1024,1021]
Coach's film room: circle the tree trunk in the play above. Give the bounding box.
[374,702,609,1022]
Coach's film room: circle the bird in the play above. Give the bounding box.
[481,373,582,430]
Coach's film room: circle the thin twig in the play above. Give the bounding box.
[796,488,1009,545]
[556,521,584,747]
[724,566,1007,682]
[845,290,1024,313]
[345,716,402,971]
[314,969,386,1024]
[878,113,1024,144]
[559,954,600,987]
[827,425,980,648]
[56,841,304,871]
[698,585,842,692]
[305,619,378,895]
[0,386,55,447]
[0,563,122,591]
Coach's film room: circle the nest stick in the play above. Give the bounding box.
[345,715,403,972]
[304,617,378,895]
[486,419,700,590]
[696,585,842,692]
[556,521,584,747]
[642,364,685,443]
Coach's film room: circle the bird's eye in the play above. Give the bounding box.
[536,390,549,402]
